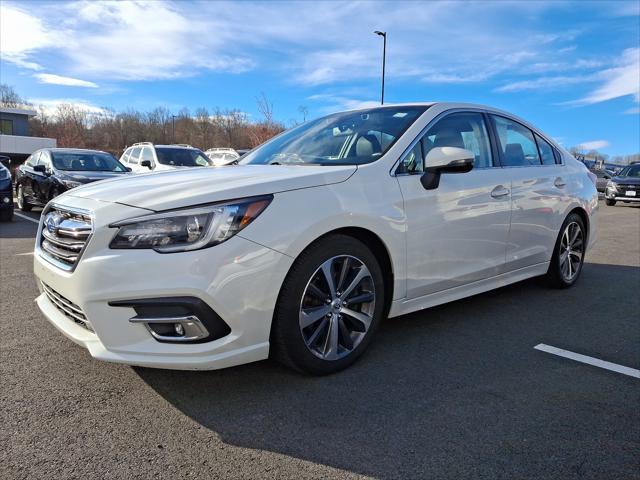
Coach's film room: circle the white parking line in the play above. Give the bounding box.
[16,252,34,256]
[535,343,640,379]
[13,212,40,225]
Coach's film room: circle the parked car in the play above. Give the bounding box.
[33,103,597,375]
[590,169,614,193]
[0,159,13,221]
[121,143,212,172]
[604,163,640,206]
[15,148,130,211]
[205,147,240,166]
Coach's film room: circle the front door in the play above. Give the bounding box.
[396,111,511,299]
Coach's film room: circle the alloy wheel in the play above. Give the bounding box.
[559,221,584,282]
[299,255,375,360]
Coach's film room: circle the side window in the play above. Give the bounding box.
[141,147,154,163]
[396,143,423,174]
[121,148,131,163]
[535,133,555,166]
[129,147,142,164]
[26,152,39,167]
[38,151,53,171]
[422,112,494,168]
[491,115,541,166]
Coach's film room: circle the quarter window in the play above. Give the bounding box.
[491,115,541,166]
[422,112,494,169]
[535,133,555,166]
[121,148,131,163]
[396,143,423,174]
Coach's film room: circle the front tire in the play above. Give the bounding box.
[17,185,32,212]
[271,234,385,375]
[544,213,586,289]
[605,198,616,206]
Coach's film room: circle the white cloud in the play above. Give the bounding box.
[0,4,61,70]
[29,98,108,117]
[574,48,640,105]
[34,73,98,88]
[496,75,596,93]
[308,94,380,112]
[577,140,610,150]
[623,107,640,115]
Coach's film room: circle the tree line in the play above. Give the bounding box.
[2,84,285,156]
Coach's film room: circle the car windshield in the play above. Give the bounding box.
[618,164,640,178]
[52,152,127,172]
[156,148,212,167]
[239,106,428,166]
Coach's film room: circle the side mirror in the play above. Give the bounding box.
[33,164,47,174]
[125,167,132,172]
[420,147,475,190]
[140,160,152,169]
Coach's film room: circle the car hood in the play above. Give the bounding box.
[612,176,640,185]
[60,171,129,183]
[66,164,356,211]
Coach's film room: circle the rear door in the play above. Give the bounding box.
[489,114,569,271]
[396,111,511,299]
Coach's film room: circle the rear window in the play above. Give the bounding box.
[155,148,212,167]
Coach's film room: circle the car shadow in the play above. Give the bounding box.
[136,262,640,478]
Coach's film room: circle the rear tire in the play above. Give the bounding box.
[17,185,32,212]
[270,234,385,375]
[544,213,586,289]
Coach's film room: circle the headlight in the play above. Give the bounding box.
[607,181,618,190]
[62,179,83,189]
[0,168,8,180]
[109,195,272,252]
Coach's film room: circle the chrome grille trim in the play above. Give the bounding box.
[41,282,94,332]
[37,204,93,271]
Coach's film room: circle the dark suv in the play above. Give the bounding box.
[15,148,130,211]
[0,157,13,221]
[604,163,640,206]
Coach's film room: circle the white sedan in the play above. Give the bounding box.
[33,102,598,374]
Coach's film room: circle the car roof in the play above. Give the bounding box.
[46,148,110,154]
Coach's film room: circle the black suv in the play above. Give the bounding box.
[15,148,130,211]
[604,163,640,206]
[0,156,13,221]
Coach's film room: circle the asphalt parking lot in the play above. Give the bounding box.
[1,202,639,480]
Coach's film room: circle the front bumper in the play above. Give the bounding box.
[33,195,294,370]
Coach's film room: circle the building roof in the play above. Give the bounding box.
[0,106,38,117]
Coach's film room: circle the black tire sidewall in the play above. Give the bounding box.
[272,235,386,375]
[548,213,586,288]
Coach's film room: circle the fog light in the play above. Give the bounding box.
[2,197,9,204]
[174,323,185,336]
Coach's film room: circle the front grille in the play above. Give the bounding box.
[41,281,94,332]
[38,205,93,271]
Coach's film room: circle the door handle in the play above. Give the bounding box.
[490,185,510,198]
[554,177,566,188]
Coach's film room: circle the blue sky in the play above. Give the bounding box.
[1,0,639,156]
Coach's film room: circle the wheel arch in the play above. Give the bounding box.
[277,226,395,322]
[567,206,590,244]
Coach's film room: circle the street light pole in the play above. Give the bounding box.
[374,31,386,105]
